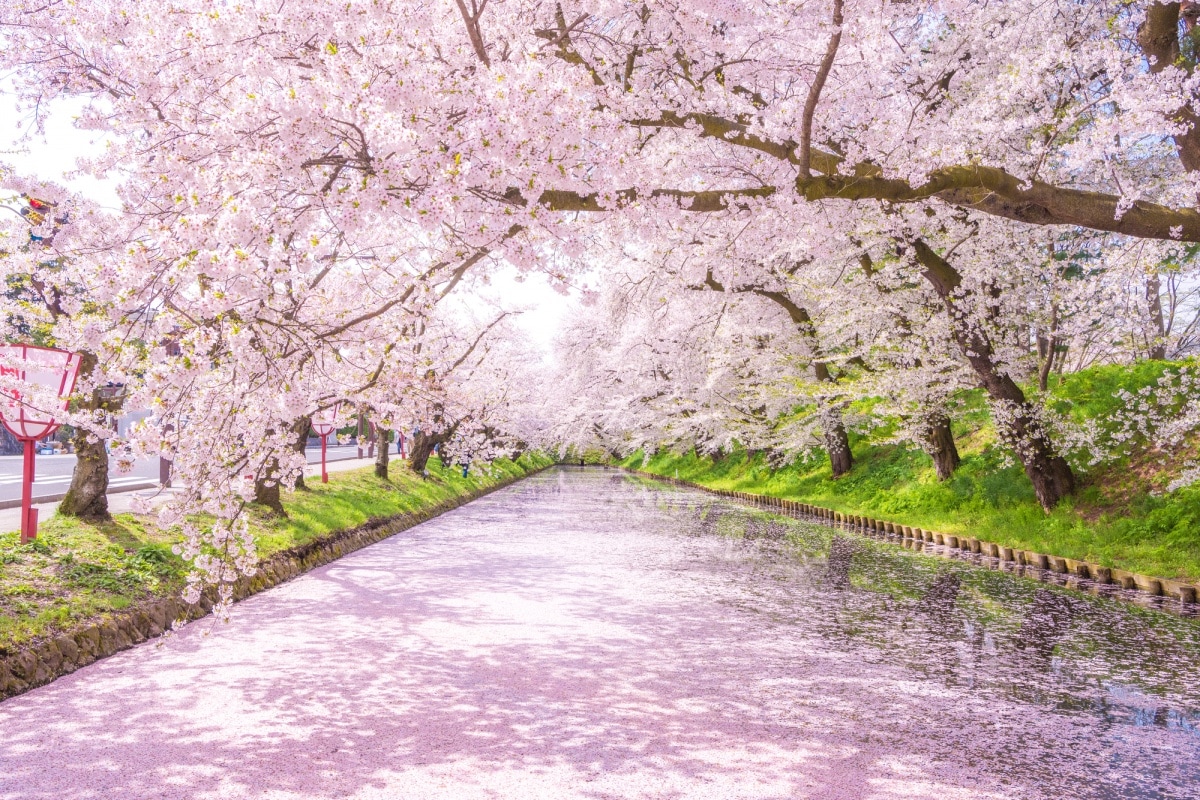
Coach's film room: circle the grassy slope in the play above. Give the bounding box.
[0,453,551,650]
[624,362,1200,583]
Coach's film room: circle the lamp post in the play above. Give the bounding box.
[310,402,341,484]
[0,344,82,543]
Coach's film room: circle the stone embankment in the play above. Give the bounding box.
[632,470,1200,609]
[0,467,545,701]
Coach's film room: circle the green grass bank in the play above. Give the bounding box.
[0,453,551,651]
[621,363,1200,584]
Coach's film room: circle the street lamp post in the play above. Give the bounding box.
[310,403,341,484]
[0,344,82,543]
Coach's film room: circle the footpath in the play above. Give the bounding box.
[0,454,550,700]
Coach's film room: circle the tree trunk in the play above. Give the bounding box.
[924,413,961,480]
[409,418,463,474]
[720,283,852,477]
[972,362,1075,511]
[408,431,438,474]
[821,407,853,478]
[1012,413,1075,510]
[914,240,1076,511]
[60,352,116,521]
[254,466,285,516]
[971,366,1074,513]
[375,429,391,479]
[290,416,311,490]
[1036,293,1061,391]
[253,425,287,515]
[1037,339,1057,392]
[59,431,111,520]
[1147,273,1168,359]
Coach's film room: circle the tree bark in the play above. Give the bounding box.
[254,467,285,516]
[913,240,1075,510]
[983,371,1074,511]
[532,153,1200,244]
[924,413,961,481]
[253,416,313,512]
[253,425,287,516]
[1036,302,1060,392]
[408,430,441,474]
[375,429,391,479]
[408,417,463,474]
[737,286,854,478]
[1037,337,1058,392]
[60,431,111,520]
[860,252,960,479]
[290,416,311,490]
[60,352,117,521]
[1138,3,1200,171]
[822,407,853,478]
[1147,273,1168,359]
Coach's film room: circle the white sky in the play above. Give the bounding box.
[0,89,574,357]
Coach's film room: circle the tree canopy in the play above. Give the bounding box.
[3,0,1200,603]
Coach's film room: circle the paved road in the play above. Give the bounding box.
[0,443,392,503]
[0,468,1196,799]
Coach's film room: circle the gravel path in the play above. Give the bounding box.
[0,469,1194,799]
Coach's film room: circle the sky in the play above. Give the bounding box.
[0,88,574,358]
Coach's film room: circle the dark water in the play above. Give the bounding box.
[548,467,1200,797]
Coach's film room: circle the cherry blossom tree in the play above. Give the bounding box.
[0,169,146,518]
[5,0,1200,603]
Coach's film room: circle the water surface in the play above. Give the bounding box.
[0,467,1196,799]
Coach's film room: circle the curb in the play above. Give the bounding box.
[0,464,548,702]
[623,468,1200,611]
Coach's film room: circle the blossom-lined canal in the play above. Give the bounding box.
[2,467,1198,799]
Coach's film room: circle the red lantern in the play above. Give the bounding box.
[310,402,341,484]
[0,344,83,543]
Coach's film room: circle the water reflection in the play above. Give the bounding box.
[1017,588,1081,663]
[826,535,855,590]
[918,571,961,615]
[561,467,1200,796]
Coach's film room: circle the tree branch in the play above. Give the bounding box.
[798,0,844,178]
[520,164,1200,242]
[449,311,511,373]
[454,0,491,67]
